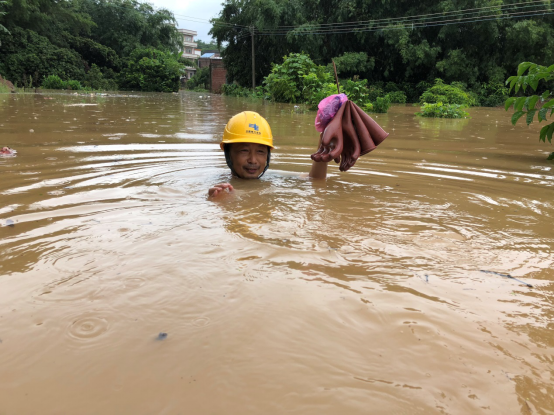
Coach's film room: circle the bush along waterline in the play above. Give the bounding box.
[416,79,473,118]
[219,53,396,114]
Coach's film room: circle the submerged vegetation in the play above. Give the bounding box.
[416,103,470,119]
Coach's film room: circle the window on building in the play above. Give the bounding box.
[186,48,192,54]
[185,36,192,42]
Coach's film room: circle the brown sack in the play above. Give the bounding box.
[311,100,389,171]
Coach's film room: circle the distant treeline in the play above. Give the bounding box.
[0,0,185,91]
[210,0,554,91]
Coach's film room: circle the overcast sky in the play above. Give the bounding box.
[149,0,225,43]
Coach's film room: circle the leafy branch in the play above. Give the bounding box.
[505,62,554,159]
[0,0,10,34]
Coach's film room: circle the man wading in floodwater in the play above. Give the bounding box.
[209,111,327,197]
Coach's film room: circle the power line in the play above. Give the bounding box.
[255,3,553,34]
[266,0,551,29]
[252,8,554,36]
[172,14,248,29]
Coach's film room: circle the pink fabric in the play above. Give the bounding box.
[314,93,348,133]
[1,147,16,156]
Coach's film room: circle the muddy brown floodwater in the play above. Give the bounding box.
[0,91,553,414]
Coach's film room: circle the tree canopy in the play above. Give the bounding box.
[210,0,554,89]
[0,0,184,89]
[196,39,220,52]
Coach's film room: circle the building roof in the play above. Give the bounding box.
[200,53,215,58]
[178,28,197,36]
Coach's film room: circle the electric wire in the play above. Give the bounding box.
[227,2,553,39]
[172,14,249,28]
[252,9,554,36]
[255,4,554,34]
[106,0,552,40]
[267,0,552,29]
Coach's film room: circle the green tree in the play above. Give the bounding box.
[0,0,184,90]
[263,52,332,103]
[0,27,85,86]
[84,63,117,90]
[330,52,374,79]
[0,1,9,34]
[210,0,554,93]
[81,0,182,59]
[119,47,183,92]
[196,39,220,52]
[420,79,476,106]
[505,62,554,160]
[186,67,209,90]
[210,0,309,87]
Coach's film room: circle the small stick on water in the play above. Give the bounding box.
[480,270,533,288]
[332,60,340,94]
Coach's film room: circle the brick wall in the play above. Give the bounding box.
[210,60,227,94]
[198,58,211,69]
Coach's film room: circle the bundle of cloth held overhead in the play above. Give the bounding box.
[311,94,389,172]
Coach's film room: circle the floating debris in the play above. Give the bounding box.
[1,147,17,157]
[157,332,168,340]
[480,270,533,288]
[5,219,14,227]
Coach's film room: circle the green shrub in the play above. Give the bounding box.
[42,75,65,89]
[341,78,371,108]
[415,80,432,98]
[451,81,468,91]
[252,85,266,99]
[329,52,374,78]
[302,72,331,104]
[397,82,419,103]
[478,81,509,107]
[186,67,210,90]
[65,80,83,90]
[120,48,183,92]
[222,83,252,97]
[263,53,332,103]
[388,91,407,104]
[419,79,476,106]
[373,95,391,113]
[84,64,118,90]
[362,102,374,112]
[416,102,470,118]
[367,85,385,102]
[384,82,400,92]
[309,82,339,109]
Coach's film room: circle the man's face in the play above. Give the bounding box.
[229,143,269,179]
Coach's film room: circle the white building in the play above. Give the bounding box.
[178,29,199,60]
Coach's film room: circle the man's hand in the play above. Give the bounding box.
[208,183,234,198]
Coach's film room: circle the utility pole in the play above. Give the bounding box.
[251,26,255,90]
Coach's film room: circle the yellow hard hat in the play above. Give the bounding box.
[221,111,274,150]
